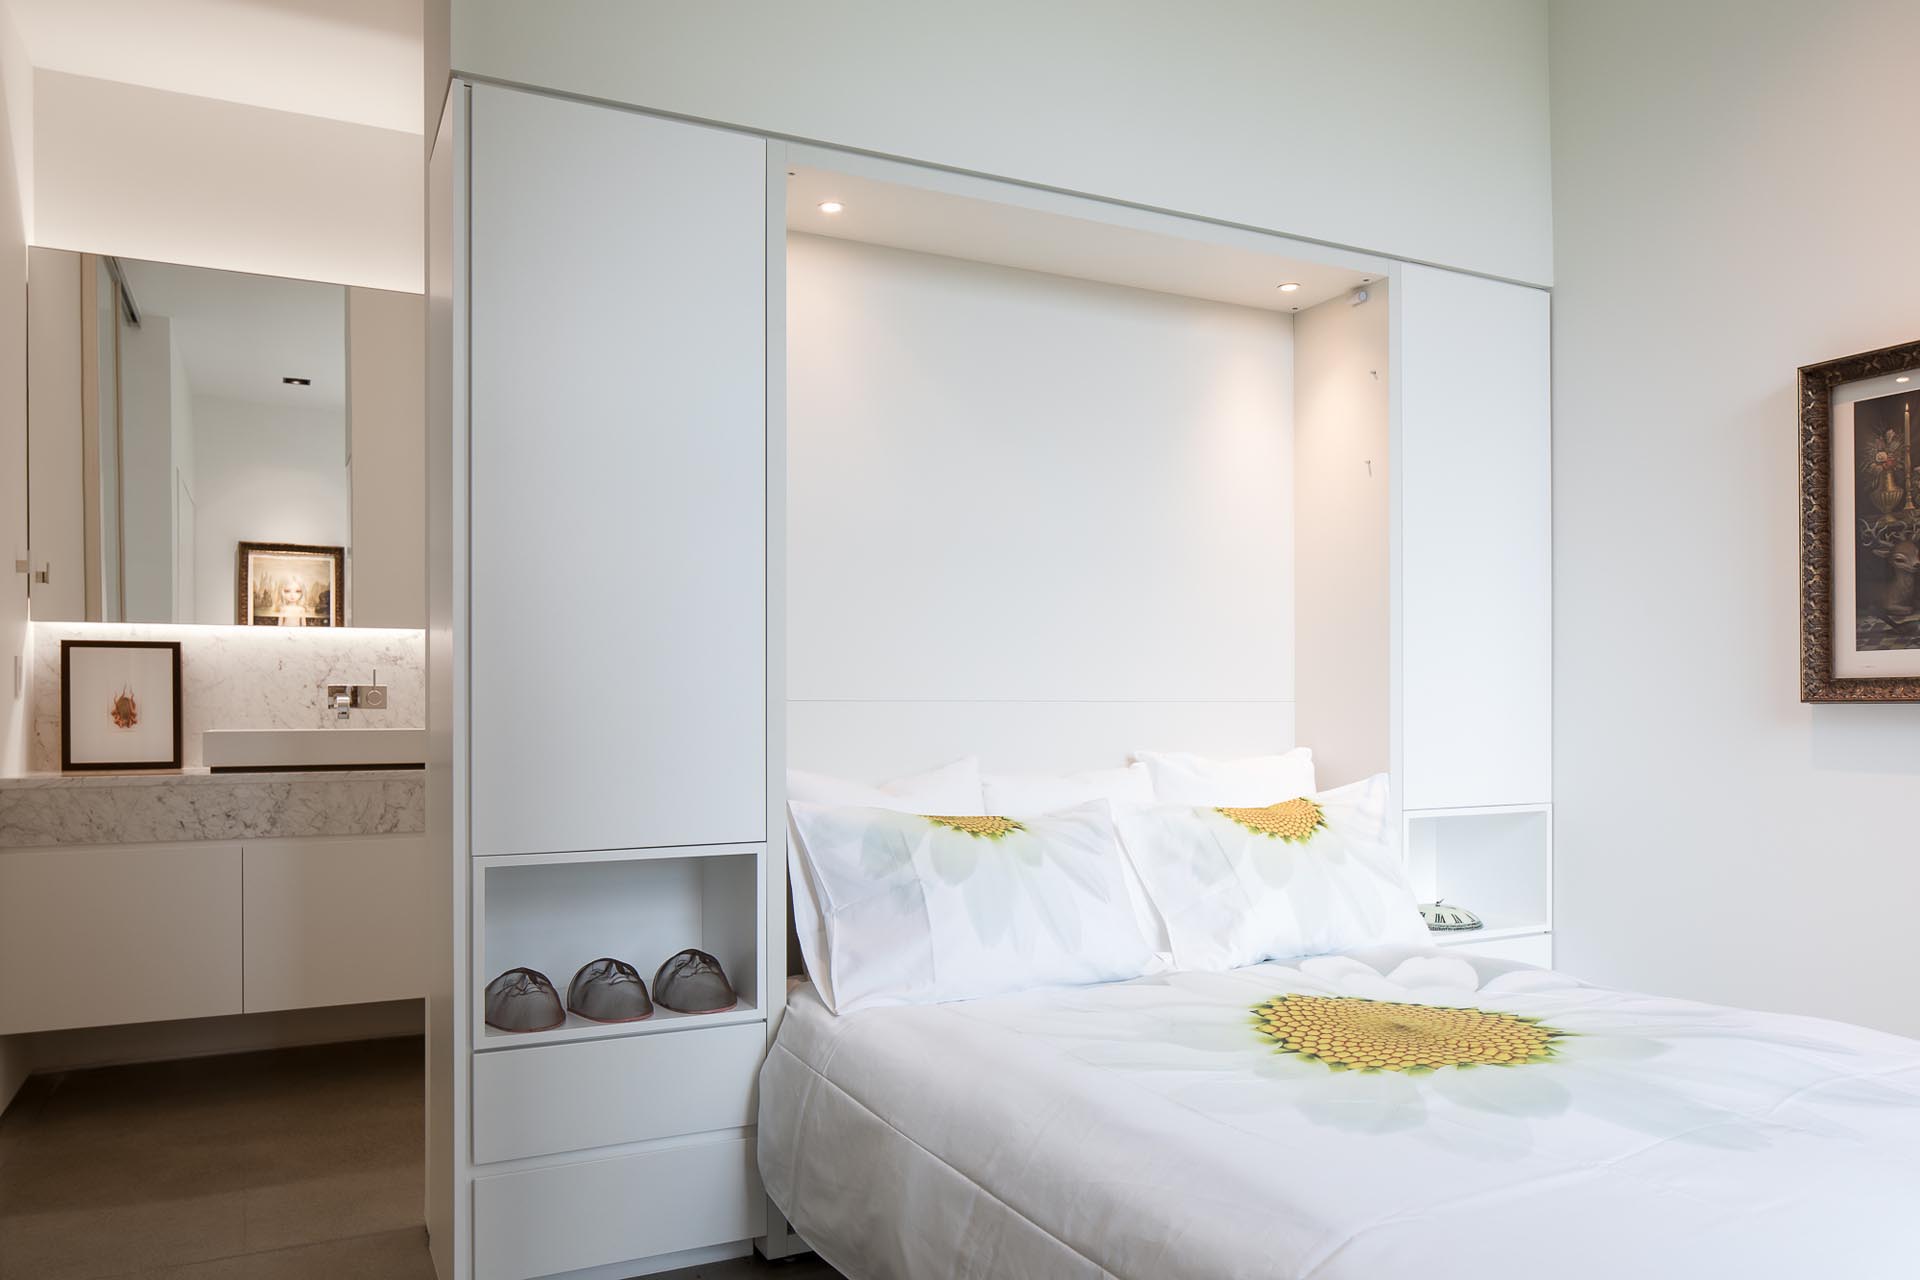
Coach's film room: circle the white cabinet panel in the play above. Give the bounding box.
[0,843,241,1034]
[472,1134,764,1280]
[1396,265,1551,811]
[472,1020,762,1164]
[1439,932,1553,968]
[242,836,432,1013]
[467,85,767,857]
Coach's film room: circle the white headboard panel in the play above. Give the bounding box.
[788,699,1295,780]
[787,234,1297,784]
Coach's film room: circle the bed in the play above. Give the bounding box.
[760,945,1920,1279]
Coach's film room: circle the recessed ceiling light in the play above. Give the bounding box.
[818,200,844,214]
[282,377,311,386]
[1899,376,1912,384]
[1277,282,1301,292]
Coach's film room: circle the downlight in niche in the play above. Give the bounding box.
[817,200,844,214]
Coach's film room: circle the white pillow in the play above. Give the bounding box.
[785,759,985,1008]
[981,763,1154,813]
[1133,747,1315,806]
[1115,774,1426,970]
[787,800,1157,1013]
[980,764,1170,959]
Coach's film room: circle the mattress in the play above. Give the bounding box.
[759,947,1920,1279]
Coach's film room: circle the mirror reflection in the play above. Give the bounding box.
[28,254,367,625]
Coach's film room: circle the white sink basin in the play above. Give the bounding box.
[202,728,426,771]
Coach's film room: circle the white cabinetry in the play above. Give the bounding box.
[0,834,429,1036]
[1396,263,1552,814]
[243,835,432,1013]
[466,85,767,860]
[438,82,779,1280]
[1393,264,1553,963]
[0,842,241,1035]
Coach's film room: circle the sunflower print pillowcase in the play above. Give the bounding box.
[1114,773,1427,971]
[788,799,1158,1013]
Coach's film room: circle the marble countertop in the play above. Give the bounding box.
[0,767,421,789]
[0,767,425,849]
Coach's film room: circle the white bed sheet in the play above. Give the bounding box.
[759,947,1920,1279]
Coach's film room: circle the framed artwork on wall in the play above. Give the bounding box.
[1799,338,1920,701]
[236,541,345,627]
[60,640,184,771]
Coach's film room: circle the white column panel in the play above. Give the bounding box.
[1396,264,1551,811]
[467,86,766,856]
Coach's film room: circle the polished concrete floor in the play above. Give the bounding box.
[0,1037,432,1279]
[0,1037,842,1280]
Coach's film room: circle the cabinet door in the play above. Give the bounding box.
[467,85,767,857]
[0,843,241,1034]
[1397,265,1552,811]
[242,836,432,1013]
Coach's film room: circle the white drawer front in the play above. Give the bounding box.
[1443,932,1553,968]
[473,1021,764,1164]
[473,1134,764,1280]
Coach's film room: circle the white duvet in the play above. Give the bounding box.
[759,948,1920,1279]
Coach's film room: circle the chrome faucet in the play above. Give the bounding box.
[325,672,388,720]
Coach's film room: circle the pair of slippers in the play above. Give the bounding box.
[486,949,736,1032]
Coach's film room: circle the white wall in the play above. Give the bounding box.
[33,70,422,292]
[449,0,1554,286]
[168,330,196,622]
[190,395,349,626]
[1550,0,1920,1035]
[115,313,180,622]
[347,287,426,628]
[787,234,1295,772]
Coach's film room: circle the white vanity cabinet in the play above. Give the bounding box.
[0,841,242,1034]
[243,835,434,1013]
[0,833,429,1035]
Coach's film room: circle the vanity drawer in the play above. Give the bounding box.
[472,1020,764,1164]
[473,1133,764,1280]
[0,843,242,1035]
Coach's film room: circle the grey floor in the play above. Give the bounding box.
[0,1037,842,1280]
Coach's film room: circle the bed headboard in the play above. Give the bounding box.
[783,232,1302,973]
[787,699,1295,780]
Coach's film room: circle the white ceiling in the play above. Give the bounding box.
[6,0,422,134]
[786,165,1373,314]
[120,258,345,411]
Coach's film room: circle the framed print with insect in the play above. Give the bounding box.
[1800,338,1920,701]
[60,640,184,771]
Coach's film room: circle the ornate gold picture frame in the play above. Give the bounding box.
[1798,338,1920,701]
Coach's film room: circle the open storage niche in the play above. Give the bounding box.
[475,846,763,1050]
[1404,806,1552,948]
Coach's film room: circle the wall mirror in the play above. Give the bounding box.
[26,252,424,628]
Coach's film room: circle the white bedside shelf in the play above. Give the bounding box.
[1428,919,1551,947]
[478,1000,763,1052]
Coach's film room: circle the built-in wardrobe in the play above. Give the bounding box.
[427,81,1551,1280]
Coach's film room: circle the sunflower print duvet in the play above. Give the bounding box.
[761,948,1920,1280]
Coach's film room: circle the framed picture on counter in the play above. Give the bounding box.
[1800,338,1920,701]
[60,640,183,771]
[236,541,344,627]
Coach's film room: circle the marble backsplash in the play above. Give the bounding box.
[29,622,426,772]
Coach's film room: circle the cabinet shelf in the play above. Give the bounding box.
[478,999,763,1052]
[1428,918,1550,948]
